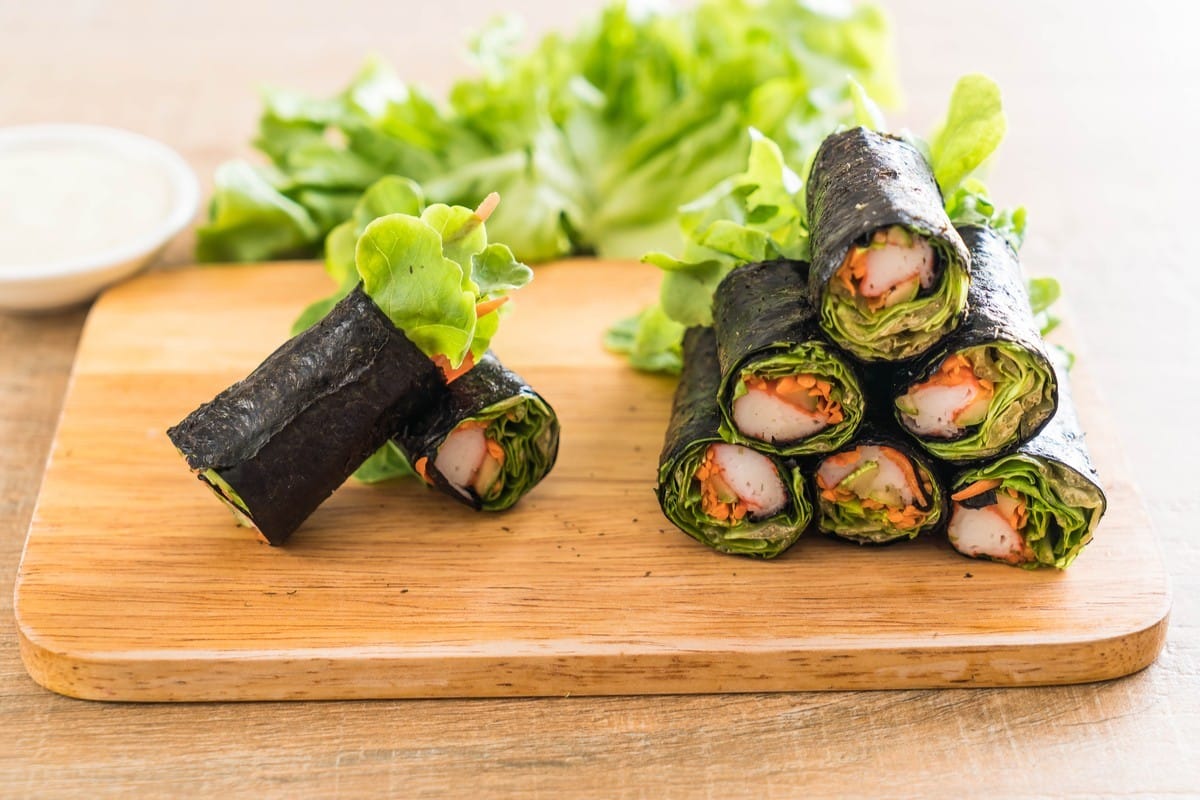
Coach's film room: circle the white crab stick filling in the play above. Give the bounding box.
[732,388,829,443]
[948,504,1030,564]
[710,444,788,516]
[903,383,979,437]
[859,233,936,298]
[816,445,915,507]
[434,426,487,496]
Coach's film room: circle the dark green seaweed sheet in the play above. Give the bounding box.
[805,127,970,359]
[167,286,445,545]
[889,224,1059,456]
[659,327,727,472]
[712,258,863,454]
[396,351,560,510]
[947,358,1107,567]
[657,327,809,558]
[954,358,1105,506]
[810,406,947,543]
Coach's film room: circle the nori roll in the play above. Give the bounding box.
[812,410,945,544]
[167,287,445,545]
[712,259,864,456]
[657,327,811,559]
[397,352,560,511]
[806,127,971,362]
[946,359,1106,569]
[892,224,1058,461]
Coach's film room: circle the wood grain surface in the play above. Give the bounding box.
[3,0,1199,797]
[13,261,1168,701]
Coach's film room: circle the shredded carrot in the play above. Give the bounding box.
[817,447,929,529]
[485,437,505,464]
[414,457,431,483]
[878,447,926,504]
[474,192,500,222]
[745,373,844,425]
[950,479,1002,502]
[835,246,868,296]
[432,351,476,383]
[475,295,509,318]
[695,446,751,523]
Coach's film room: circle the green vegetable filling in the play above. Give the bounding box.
[200,469,255,529]
[952,457,1104,569]
[821,229,969,361]
[815,448,942,544]
[439,393,558,511]
[659,443,809,559]
[895,343,1055,461]
[719,343,863,455]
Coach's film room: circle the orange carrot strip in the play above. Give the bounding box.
[432,351,476,383]
[474,192,500,222]
[950,479,1002,502]
[414,457,431,484]
[475,295,509,318]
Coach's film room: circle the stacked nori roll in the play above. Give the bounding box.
[654,127,1105,569]
[168,287,445,545]
[396,352,560,511]
[170,293,560,545]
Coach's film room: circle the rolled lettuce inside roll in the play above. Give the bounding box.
[400,353,559,512]
[948,459,1105,569]
[658,326,811,558]
[713,259,863,456]
[659,440,811,558]
[822,224,970,361]
[722,344,862,455]
[895,343,1055,460]
[806,128,971,362]
[814,444,942,544]
[891,224,1058,461]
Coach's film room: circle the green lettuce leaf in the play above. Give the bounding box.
[352,441,416,484]
[355,213,478,366]
[198,0,901,266]
[603,305,686,375]
[928,74,1007,195]
[195,162,320,262]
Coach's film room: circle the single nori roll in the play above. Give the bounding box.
[396,352,560,511]
[168,286,445,545]
[947,358,1106,569]
[810,407,946,544]
[806,127,971,362]
[891,224,1059,461]
[657,327,811,558]
[712,258,864,455]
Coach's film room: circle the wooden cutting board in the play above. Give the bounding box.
[15,261,1169,701]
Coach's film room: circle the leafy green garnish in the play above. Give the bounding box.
[928,73,1007,195]
[196,0,901,265]
[353,441,416,484]
[615,72,1030,374]
[295,185,530,368]
[604,305,686,375]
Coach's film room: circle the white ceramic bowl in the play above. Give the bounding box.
[0,125,199,312]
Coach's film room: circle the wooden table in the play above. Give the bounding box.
[3,1,1196,795]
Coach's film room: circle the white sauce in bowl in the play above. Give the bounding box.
[0,140,175,272]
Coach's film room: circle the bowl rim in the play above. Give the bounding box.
[0,123,200,281]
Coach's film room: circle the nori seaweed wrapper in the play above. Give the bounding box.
[810,406,946,544]
[947,358,1106,569]
[806,127,971,362]
[712,258,864,455]
[890,224,1059,461]
[168,286,445,545]
[396,352,560,511]
[657,327,811,558]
